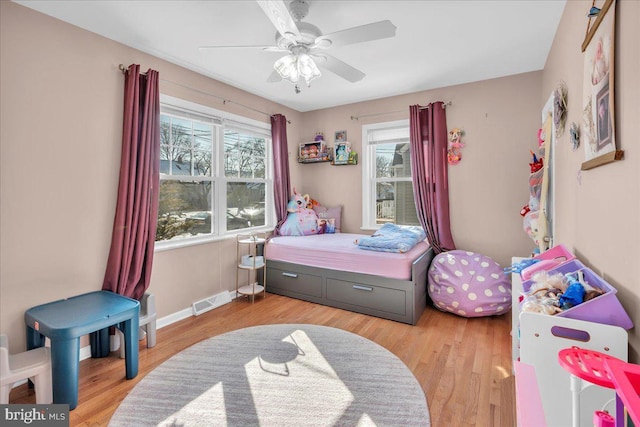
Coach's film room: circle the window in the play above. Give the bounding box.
[361,120,419,229]
[156,95,272,247]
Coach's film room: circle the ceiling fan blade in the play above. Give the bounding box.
[263,46,289,53]
[314,20,396,49]
[267,69,282,83]
[256,0,301,43]
[319,54,365,83]
[199,45,276,50]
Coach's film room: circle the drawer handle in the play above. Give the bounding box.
[282,272,298,278]
[353,285,373,292]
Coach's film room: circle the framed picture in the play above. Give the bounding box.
[580,0,623,170]
[333,142,351,165]
[335,130,347,142]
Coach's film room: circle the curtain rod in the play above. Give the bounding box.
[350,101,452,121]
[118,64,291,124]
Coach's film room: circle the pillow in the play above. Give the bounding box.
[317,218,336,234]
[313,205,342,232]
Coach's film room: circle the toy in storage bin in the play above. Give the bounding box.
[521,259,634,330]
[520,243,576,281]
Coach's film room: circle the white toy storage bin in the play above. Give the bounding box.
[519,312,628,427]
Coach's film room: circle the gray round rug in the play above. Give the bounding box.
[109,324,430,426]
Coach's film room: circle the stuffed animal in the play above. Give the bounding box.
[447,128,465,165]
[306,197,320,210]
[279,189,319,236]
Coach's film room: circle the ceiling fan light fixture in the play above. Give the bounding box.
[274,52,320,87]
[297,53,321,86]
[274,54,299,84]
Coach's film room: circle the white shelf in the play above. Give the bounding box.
[237,262,265,270]
[237,284,265,296]
[238,237,266,244]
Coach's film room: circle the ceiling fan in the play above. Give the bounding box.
[199,0,396,90]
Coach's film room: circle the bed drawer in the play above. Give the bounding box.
[326,278,406,316]
[267,267,322,299]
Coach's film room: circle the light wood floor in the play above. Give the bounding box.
[9,293,516,426]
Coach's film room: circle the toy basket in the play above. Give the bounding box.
[519,243,576,280]
[521,259,633,330]
[534,243,575,264]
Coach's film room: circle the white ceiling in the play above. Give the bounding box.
[15,0,566,112]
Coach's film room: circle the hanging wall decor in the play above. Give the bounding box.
[580,0,623,170]
[553,81,568,137]
[569,122,580,151]
[447,128,465,165]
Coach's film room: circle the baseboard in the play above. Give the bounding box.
[78,293,235,361]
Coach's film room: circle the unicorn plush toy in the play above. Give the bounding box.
[279,189,319,236]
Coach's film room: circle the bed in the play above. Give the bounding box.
[263,233,435,325]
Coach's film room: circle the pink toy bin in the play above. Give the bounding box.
[522,259,633,330]
[534,243,575,263]
[520,244,576,281]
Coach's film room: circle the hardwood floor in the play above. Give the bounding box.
[9,293,516,426]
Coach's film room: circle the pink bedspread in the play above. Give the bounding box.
[265,233,430,280]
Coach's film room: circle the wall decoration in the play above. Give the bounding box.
[569,122,580,151]
[553,81,568,137]
[447,128,465,165]
[580,0,623,170]
[334,130,347,142]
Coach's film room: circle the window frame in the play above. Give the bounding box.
[155,95,274,251]
[361,119,415,230]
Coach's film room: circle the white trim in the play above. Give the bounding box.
[157,307,194,329]
[160,94,270,132]
[541,92,556,248]
[155,226,273,252]
[79,345,92,361]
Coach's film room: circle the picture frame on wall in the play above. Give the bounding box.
[335,130,347,142]
[580,0,623,170]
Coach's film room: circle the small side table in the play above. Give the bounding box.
[236,232,266,302]
[25,291,139,410]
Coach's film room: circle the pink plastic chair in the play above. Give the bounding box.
[558,346,623,427]
[604,357,640,425]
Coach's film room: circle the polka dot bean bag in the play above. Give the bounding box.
[428,250,512,317]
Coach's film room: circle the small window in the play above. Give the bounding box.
[361,120,419,229]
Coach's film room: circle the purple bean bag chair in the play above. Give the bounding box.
[428,250,512,317]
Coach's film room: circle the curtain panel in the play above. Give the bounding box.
[409,103,456,254]
[102,64,160,301]
[270,114,291,235]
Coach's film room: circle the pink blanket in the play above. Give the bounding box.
[265,233,430,280]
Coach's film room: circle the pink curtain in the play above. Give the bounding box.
[270,114,291,235]
[103,64,160,300]
[409,103,456,254]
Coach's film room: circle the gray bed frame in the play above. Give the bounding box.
[263,247,435,325]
